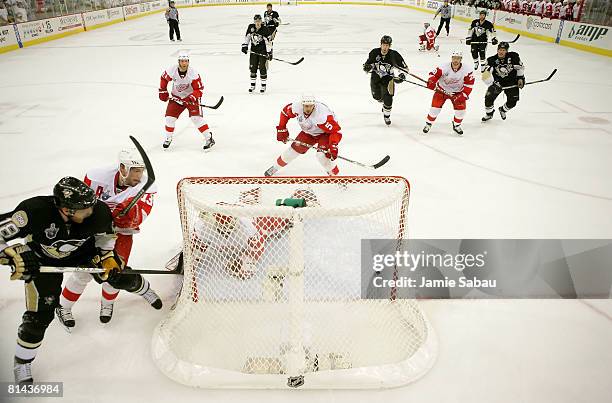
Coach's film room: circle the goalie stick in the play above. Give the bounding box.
[464,34,521,45]
[251,51,304,65]
[117,135,155,217]
[502,69,557,89]
[287,137,390,169]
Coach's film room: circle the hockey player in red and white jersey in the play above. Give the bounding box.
[264,95,342,177]
[422,50,475,136]
[57,149,162,326]
[419,22,439,52]
[158,52,215,151]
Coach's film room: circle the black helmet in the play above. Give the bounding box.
[53,176,96,210]
[498,41,510,50]
[254,14,262,21]
[479,10,487,16]
[380,35,392,45]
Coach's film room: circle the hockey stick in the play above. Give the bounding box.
[397,67,429,85]
[170,96,224,109]
[0,264,183,275]
[201,96,224,109]
[464,34,521,45]
[251,51,304,65]
[501,69,557,89]
[117,136,155,217]
[287,137,390,169]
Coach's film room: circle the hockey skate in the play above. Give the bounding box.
[422,122,432,134]
[203,134,215,151]
[162,135,173,149]
[55,306,75,332]
[100,302,114,324]
[249,83,256,93]
[452,122,464,136]
[498,106,507,120]
[142,288,163,310]
[14,358,33,384]
[260,84,267,94]
[481,111,494,122]
[382,107,391,126]
[264,166,278,177]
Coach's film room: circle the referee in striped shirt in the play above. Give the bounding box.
[165,1,181,42]
[434,0,452,37]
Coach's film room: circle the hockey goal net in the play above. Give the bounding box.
[151,176,436,389]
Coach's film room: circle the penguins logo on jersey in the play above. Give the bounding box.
[39,238,89,259]
[494,58,514,78]
[251,33,264,45]
[474,26,486,36]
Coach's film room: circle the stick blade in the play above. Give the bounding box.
[212,96,224,109]
[291,57,305,65]
[547,68,558,81]
[372,155,390,169]
[129,135,155,181]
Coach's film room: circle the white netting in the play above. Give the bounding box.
[152,176,436,389]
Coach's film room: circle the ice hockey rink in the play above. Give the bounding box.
[1,3,611,402]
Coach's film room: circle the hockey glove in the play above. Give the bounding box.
[92,250,125,282]
[491,37,499,46]
[241,44,248,54]
[276,126,289,143]
[394,73,406,83]
[158,89,169,102]
[327,133,341,161]
[465,37,472,45]
[363,63,373,73]
[517,77,525,89]
[0,244,39,282]
[267,51,273,61]
[183,94,199,106]
[112,200,143,229]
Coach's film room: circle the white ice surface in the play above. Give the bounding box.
[0,4,611,402]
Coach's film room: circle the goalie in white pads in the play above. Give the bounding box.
[264,95,342,177]
[57,149,162,327]
[419,22,439,52]
[423,50,475,136]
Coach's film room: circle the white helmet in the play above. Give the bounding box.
[301,94,316,106]
[451,50,463,58]
[118,148,145,171]
[177,52,189,61]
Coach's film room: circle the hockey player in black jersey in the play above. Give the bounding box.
[0,177,160,384]
[0,177,116,384]
[466,10,497,72]
[363,35,409,126]
[481,42,525,122]
[241,14,274,93]
[264,3,281,41]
